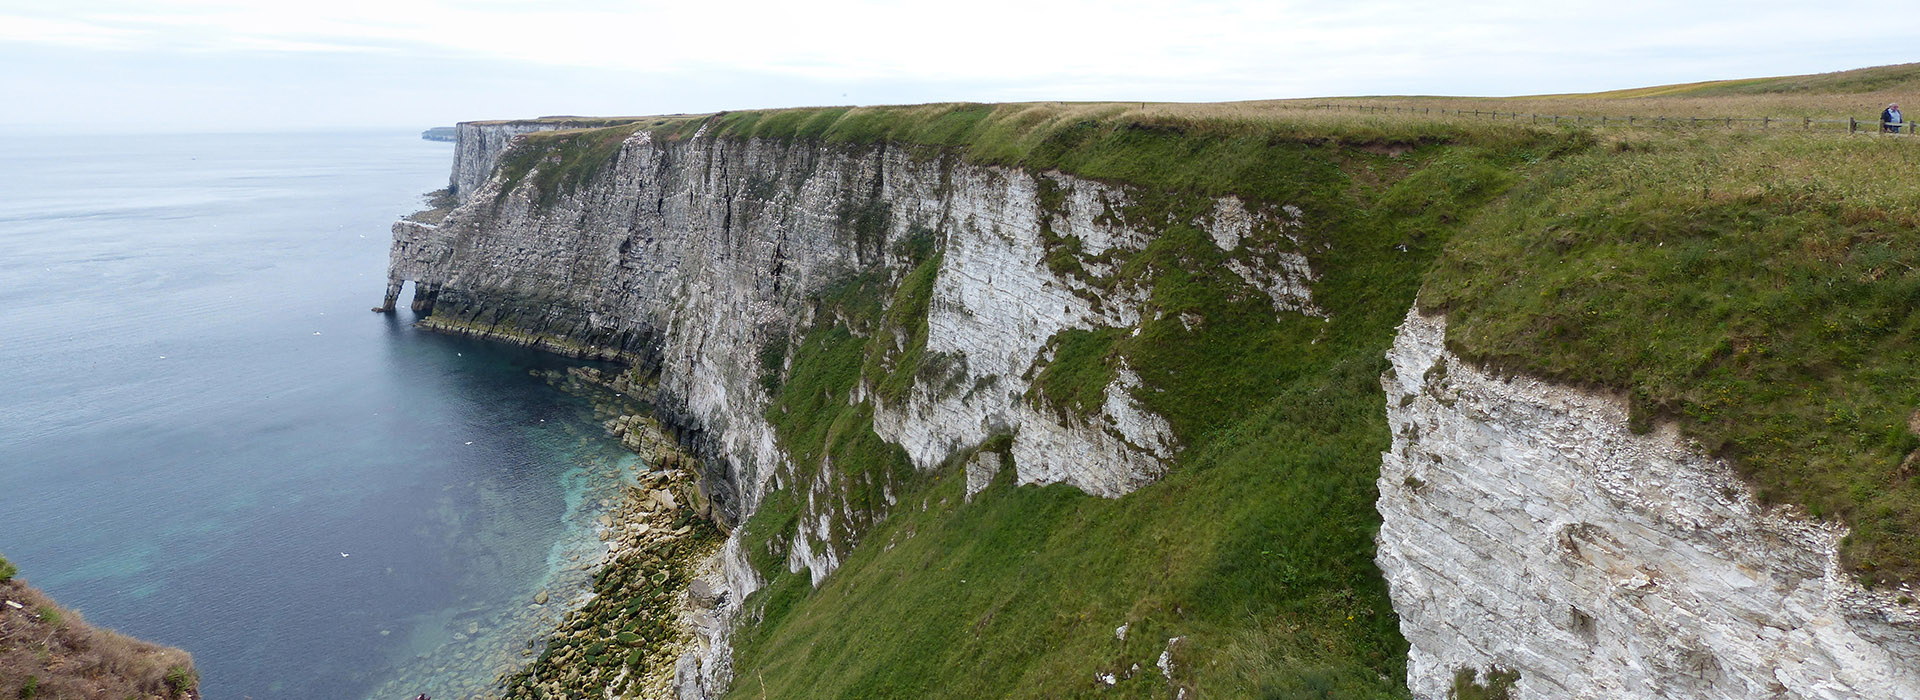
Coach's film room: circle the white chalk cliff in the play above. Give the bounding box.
[391,119,1920,700]
[388,122,1323,698]
[1377,310,1920,699]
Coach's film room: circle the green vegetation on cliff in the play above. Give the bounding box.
[704,105,1573,699]
[495,125,637,209]
[1424,128,1920,584]
[474,63,1920,696]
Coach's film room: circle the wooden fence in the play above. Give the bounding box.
[1306,103,1916,135]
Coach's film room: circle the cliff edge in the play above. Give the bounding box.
[0,556,197,700]
[387,95,1920,699]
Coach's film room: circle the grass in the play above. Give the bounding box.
[484,64,1920,214]
[1450,667,1519,700]
[1286,64,1920,124]
[1422,127,1920,585]
[494,124,647,208]
[1028,327,1128,419]
[464,64,1920,696]
[732,366,1413,699]
[1571,62,1920,98]
[482,95,1553,215]
[0,569,195,700]
[709,105,1567,698]
[862,248,943,403]
[762,298,923,556]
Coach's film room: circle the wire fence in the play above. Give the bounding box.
[1306,103,1917,135]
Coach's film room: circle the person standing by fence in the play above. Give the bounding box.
[1882,103,1903,133]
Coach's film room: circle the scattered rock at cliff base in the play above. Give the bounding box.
[532,590,549,605]
[686,579,725,609]
[498,465,723,700]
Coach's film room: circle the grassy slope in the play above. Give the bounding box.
[0,556,196,700]
[1239,64,1920,587]
[479,67,1920,696]
[684,107,1574,698]
[1295,62,1920,122]
[1423,127,1920,585]
[1568,62,1920,98]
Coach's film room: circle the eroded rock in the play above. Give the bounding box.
[1376,310,1920,699]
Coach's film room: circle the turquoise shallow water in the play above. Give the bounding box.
[0,131,636,699]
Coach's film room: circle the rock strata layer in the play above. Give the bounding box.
[1376,310,1920,699]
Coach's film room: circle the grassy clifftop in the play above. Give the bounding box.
[1570,62,1920,98]
[1425,126,1920,585]
[477,63,1920,695]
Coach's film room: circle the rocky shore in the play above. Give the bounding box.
[499,468,721,699]
[362,362,721,700]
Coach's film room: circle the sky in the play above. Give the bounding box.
[3,0,1917,132]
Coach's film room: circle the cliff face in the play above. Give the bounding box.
[390,116,1920,700]
[390,125,1255,511]
[1378,310,1920,699]
[447,120,634,202]
[387,122,1322,696]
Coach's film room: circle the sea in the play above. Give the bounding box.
[0,130,643,700]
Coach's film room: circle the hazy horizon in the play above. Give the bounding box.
[6,1,1918,132]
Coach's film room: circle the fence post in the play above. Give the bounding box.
[1763,116,1769,129]
[1629,116,1635,126]
[1805,117,1811,130]
[1850,117,1857,133]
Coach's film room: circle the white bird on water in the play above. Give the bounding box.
[341,552,350,557]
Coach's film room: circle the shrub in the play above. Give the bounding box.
[0,553,15,583]
[1451,666,1519,700]
[164,667,196,698]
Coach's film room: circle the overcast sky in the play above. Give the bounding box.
[4,1,1916,132]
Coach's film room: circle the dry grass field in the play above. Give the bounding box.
[0,573,196,700]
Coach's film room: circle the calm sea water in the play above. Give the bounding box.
[0,131,637,699]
